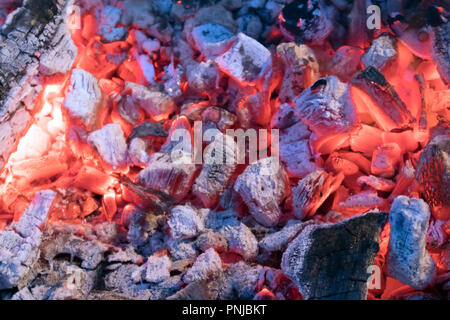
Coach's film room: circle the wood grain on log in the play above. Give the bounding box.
[0,0,74,171]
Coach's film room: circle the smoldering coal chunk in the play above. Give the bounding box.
[124,82,176,122]
[0,190,56,290]
[259,220,313,253]
[215,32,272,85]
[143,254,171,284]
[168,205,205,240]
[41,233,109,270]
[128,121,168,141]
[361,33,398,71]
[416,135,450,212]
[233,157,288,227]
[192,23,235,58]
[183,248,223,283]
[281,211,387,300]
[386,196,436,290]
[128,138,150,167]
[431,19,450,85]
[138,152,197,201]
[292,170,344,220]
[351,67,414,132]
[294,75,360,154]
[195,230,228,253]
[327,46,364,83]
[193,133,237,207]
[237,14,263,40]
[219,222,258,260]
[276,42,319,103]
[104,264,152,300]
[88,123,128,170]
[186,60,221,93]
[99,6,128,43]
[63,69,102,130]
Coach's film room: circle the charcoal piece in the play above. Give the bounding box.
[195,230,228,253]
[361,33,398,71]
[138,152,197,202]
[128,138,150,167]
[431,20,450,85]
[416,135,450,213]
[281,211,387,300]
[276,42,319,103]
[237,14,263,40]
[41,233,109,270]
[0,190,56,290]
[128,121,168,141]
[0,0,74,171]
[63,69,102,130]
[104,264,152,300]
[386,196,436,290]
[167,239,198,261]
[168,205,205,240]
[191,23,235,58]
[294,75,360,154]
[215,32,272,85]
[351,67,414,131]
[292,170,344,220]
[259,220,313,253]
[47,266,96,300]
[192,133,237,207]
[124,82,176,122]
[183,248,223,283]
[98,6,128,43]
[219,222,258,260]
[233,157,288,227]
[186,60,221,93]
[88,124,128,170]
[144,254,171,284]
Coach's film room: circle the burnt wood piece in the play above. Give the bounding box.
[431,20,450,86]
[351,67,414,131]
[0,0,73,170]
[281,211,387,300]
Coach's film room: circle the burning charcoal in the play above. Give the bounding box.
[93,222,118,244]
[335,190,384,216]
[219,222,258,260]
[124,82,176,122]
[126,206,162,248]
[361,34,398,71]
[41,233,109,270]
[88,124,128,170]
[386,196,436,290]
[192,23,235,58]
[195,230,228,253]
[280,1,332,44]
[416,135,450,219]
[99,6,128,43]
[63,69,102,130]
[193,134,237,207]
[167,239,199,261]
[431,19,450,85]
[186,60,220,93]
[281,211,387,300]
[233,157,289,227]
[0,190,56,289]
[324,152,359,176]
[48,266,96,300]
[371,143,402,178]
[144,254,171,284]
[327,46,363,82]
[215,32,272,85]
[292,170,344,220]
[107,246,143,265]
[276,42,319,103]
[294,76,360,154]
[168,205,205,240]
[259,220,314,253]
[105,264,152,300]
[351,67,414,131]
[128,138,150,167]
[426,219,448,249]
[128,121,168,141]
[237,14,263,40]
[138,152,197,202]
[201,107,237,131]
[183,248,223,283]
[357,175,396,192]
